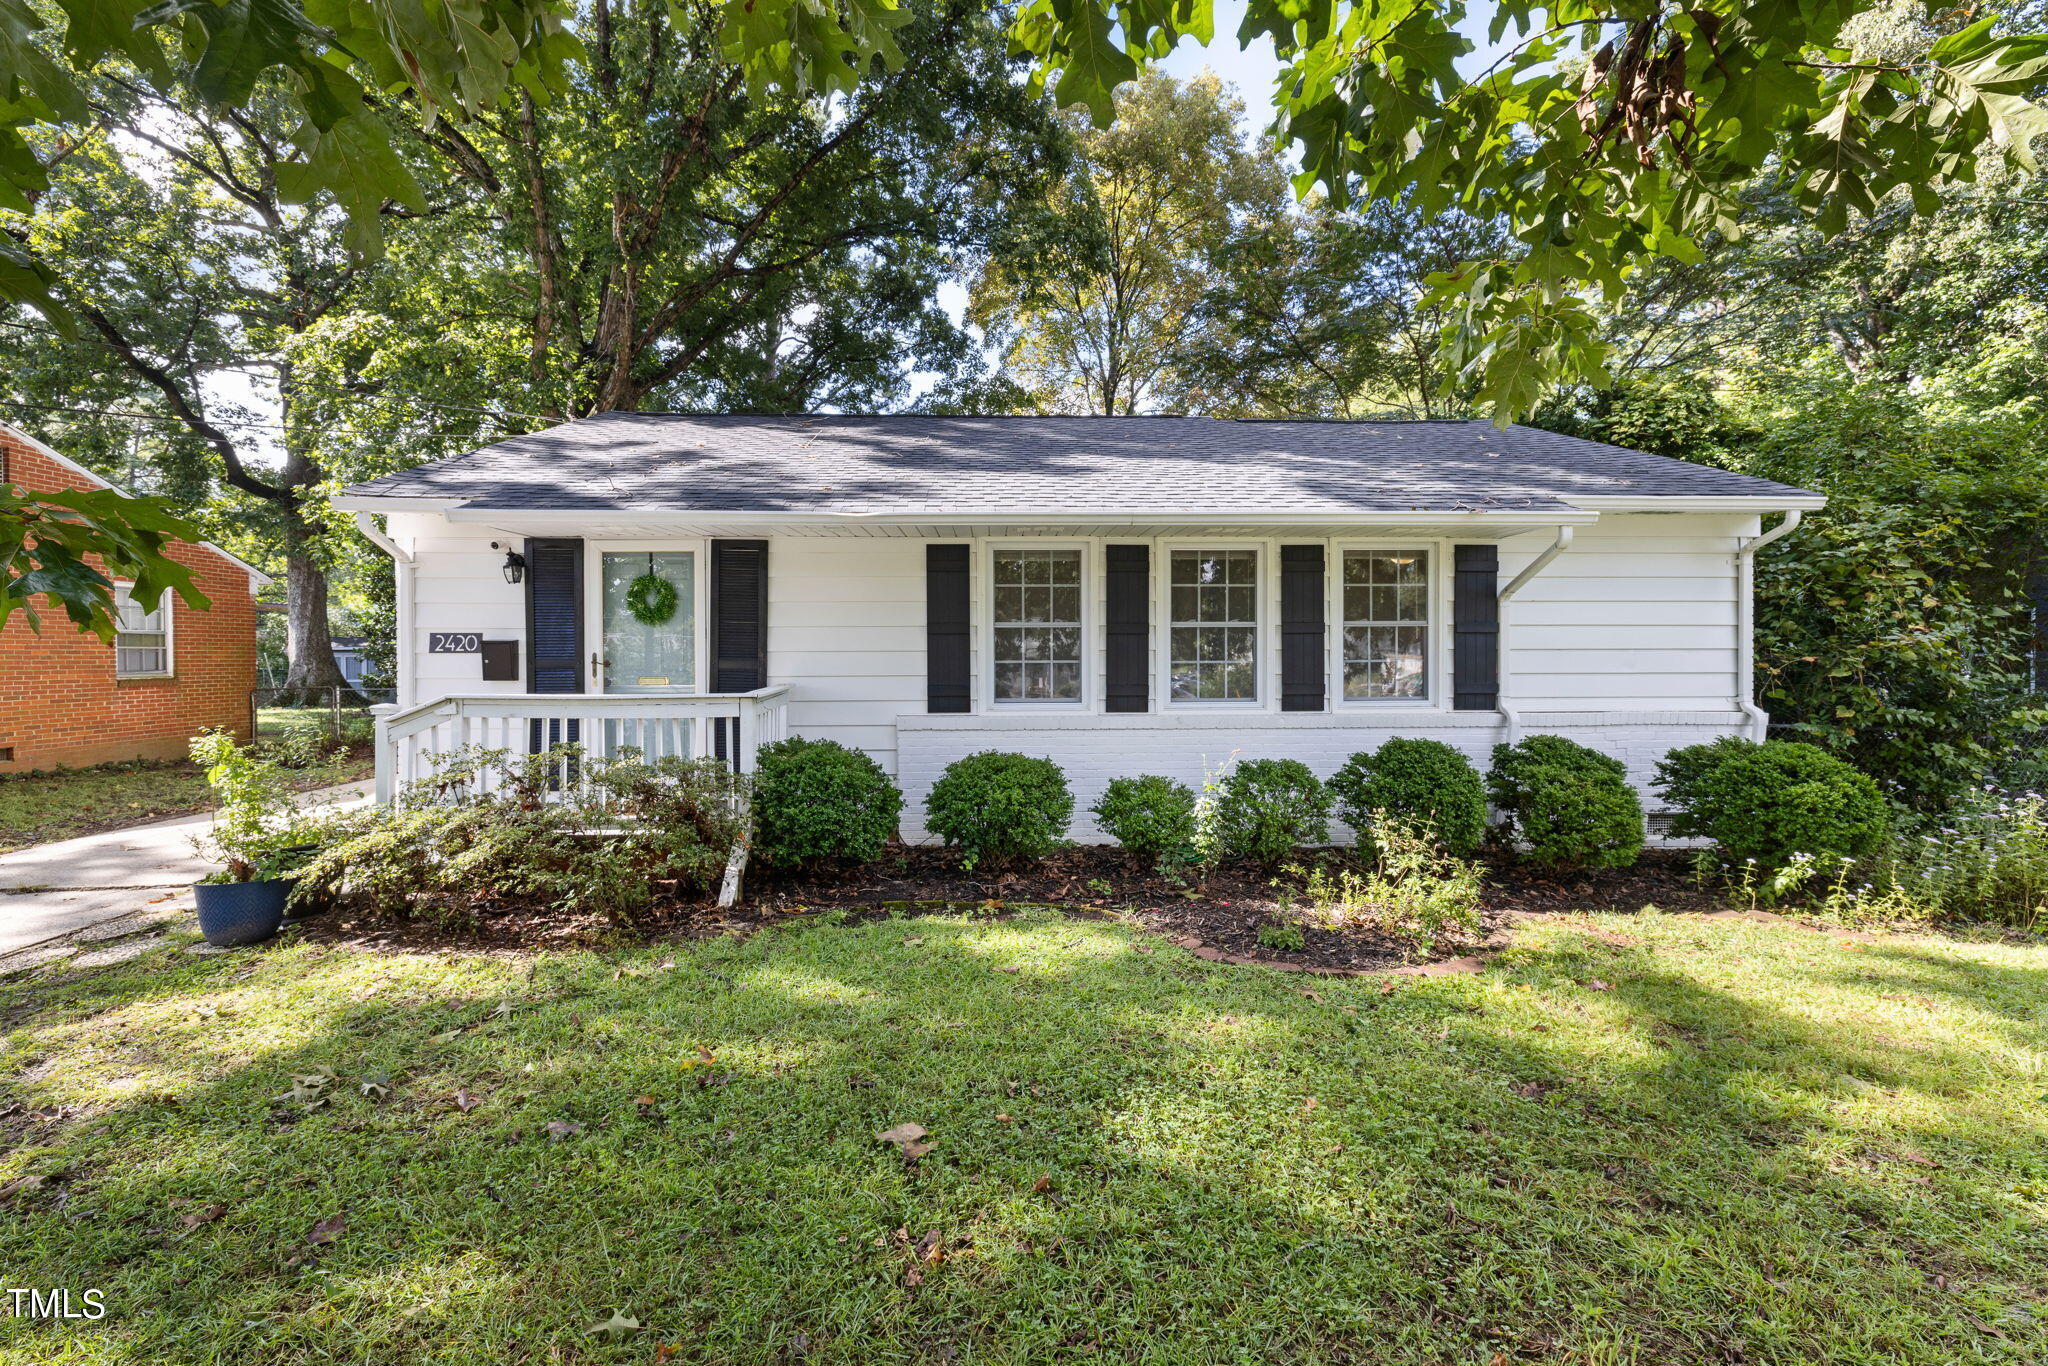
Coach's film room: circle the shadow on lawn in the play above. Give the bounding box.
[0,916,2043,1366]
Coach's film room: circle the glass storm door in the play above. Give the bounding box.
[599,551,697,694]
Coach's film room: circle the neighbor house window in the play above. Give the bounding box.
[113,584,170,677]
[1170,549,1258,701]
[992,548,1082,701]
[1341,550,1428,699]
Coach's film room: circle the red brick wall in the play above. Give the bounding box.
[0,427,259,772]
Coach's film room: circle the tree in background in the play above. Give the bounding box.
[967,70,1282,414]
[1175,198,1510,418]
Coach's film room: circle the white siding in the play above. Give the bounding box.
[1494,514,1750,711]
[766,539,925,775]
[388,510,1757,835]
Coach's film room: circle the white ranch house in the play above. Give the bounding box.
[334,414,1823,841]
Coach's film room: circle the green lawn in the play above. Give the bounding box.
[1,909,2043,1363]
[0,756,372,855]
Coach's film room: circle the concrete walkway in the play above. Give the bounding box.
[0,781,371,957]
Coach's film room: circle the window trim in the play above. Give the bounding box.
[1159,540,1267,709]
[1329,540,1448,710]
[981,541,1091,709]
[112,580,174,679]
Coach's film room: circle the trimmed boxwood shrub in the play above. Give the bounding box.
[1651,735,1759,839]
[925,751,1073,870]
[751,736,903,869]
[1672,740,1888,868]
[1215,758,1331,868]
[1327,738,1487,854]
[1487,735,1643,869]
[1090,774,1199,869]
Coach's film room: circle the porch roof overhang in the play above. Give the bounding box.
[331,497,1609,541]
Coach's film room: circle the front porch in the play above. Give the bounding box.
[369,686,790,801]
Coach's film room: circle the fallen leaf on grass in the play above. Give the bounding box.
[180,1203,228,1229]
[585,1310,642,1338]
[1583,979,1614,992]
[307,1214,346,1245]
[1510,1082,1556,1100]
[902,1141,933,1160]
[451,1090,482,1113]
[1031,1176,1052,1194]
[1132,944,1153,955]
[902,936,926,946]
[545,1120,583,1142]
[1300,989,1323,1002]
[995,966,1021,974]
[995,1113,1012,1123]
[876,1122,928,1155]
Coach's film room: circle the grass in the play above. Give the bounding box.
[0,753,372,856]
[1,908,2043,1363]
[0,762,224,855]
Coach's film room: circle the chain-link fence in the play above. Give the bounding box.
[251,685,395,750]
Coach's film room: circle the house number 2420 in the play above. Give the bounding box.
[429,632,482,654]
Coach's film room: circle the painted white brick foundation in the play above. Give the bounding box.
[893,710,1749,844]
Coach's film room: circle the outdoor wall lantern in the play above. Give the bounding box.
[493,543,527,585]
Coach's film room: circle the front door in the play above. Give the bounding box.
[598,551,698,694]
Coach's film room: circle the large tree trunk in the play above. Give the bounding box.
[276,551,347,704]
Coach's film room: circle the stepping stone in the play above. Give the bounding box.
[0,943,76,978]
[183,942,236,957]
[69,937,165,969]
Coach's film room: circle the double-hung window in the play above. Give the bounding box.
[1341,550,1428,699]
[113,584,171,677]
[1169,549,1258,701]
[991,548,1082,701]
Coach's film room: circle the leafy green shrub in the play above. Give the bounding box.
[265,718,338,770]
[1651,735,1758,838]
[1288,815,1485,956]
[293,745,747,925]
[751,737,903,869]
[924,751,1073,871]
[190,730,323,882]
[1090,775,1199,870]
[1326,738,1486,854]
[1214,758,1331,868]
[1257,918,1305,952]
[1875,792,2048,929]
[1488,735,1643,869]
[1677,740,1888,869]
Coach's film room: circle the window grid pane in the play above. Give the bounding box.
[1170,550,1257,700]
[993,550,1082,700]
[1342,551,1428,699]
[113,586,168,676]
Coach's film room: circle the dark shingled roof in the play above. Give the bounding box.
[340,413,1818,514]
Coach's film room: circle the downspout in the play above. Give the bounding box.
[1736,511,1803,742]
[354,510,416,710]
[1495,526,1575,743]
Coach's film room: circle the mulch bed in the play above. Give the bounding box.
[292,843,1729,975]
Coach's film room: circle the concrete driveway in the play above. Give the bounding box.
[0,781,371,957]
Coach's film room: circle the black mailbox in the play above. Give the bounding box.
[480,640,520,681]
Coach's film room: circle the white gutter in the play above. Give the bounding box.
[1735,510,1804,741]
[430,505,1602,530]
[354,510,417,712]
[1495,526,1575,743]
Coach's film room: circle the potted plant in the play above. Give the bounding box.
[189,731,322,946]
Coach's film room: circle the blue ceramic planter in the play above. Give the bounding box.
[193,878,290,947]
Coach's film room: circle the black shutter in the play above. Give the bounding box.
[1452,544,1500,710]
[926,543,971,713]
[710,539,768,692]
[524,537,584,760]
[524,538,584,694]
[1279,544,1326,712]
[1104,543,1149,713]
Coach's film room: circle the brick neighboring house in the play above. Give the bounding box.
[1,421,269,772]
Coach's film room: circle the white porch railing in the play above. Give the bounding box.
[369,686,791,803]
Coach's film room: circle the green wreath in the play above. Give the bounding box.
[626,568,678,626]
